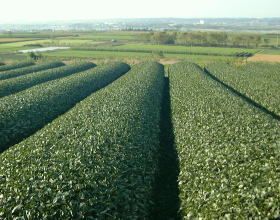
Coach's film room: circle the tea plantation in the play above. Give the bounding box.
[0,60,279,219]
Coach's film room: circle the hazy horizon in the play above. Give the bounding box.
[1,0,279,24]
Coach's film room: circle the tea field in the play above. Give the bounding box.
[0,60,279,219]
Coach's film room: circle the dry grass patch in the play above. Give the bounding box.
[248,54,280,63]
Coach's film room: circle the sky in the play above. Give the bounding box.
[0,0,279,23]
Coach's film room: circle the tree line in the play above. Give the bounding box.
[137,32,266,48]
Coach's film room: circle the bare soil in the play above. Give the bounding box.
[248,54,280,63]
[159,58,181,65]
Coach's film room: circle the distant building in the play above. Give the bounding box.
[199,20,205,25]
[193,20,205,25]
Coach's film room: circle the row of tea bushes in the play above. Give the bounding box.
[0,62,129,152]
[0,61,64,80]
[169,62,280,218]
[206,62,280,116]
[0,61,34,72]
[0,62,163,219]
[0,62,95,98]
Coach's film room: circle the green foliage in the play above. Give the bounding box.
[151,32,176,44]
[151,50,165,58]
[0,62,97,98]
[207,62,280,115]
[0,62,130,152]
[0,61,34,72]
[29,51,42,61]
[231,34,262,47]
[0,62,164,219]
[0,61,64,81]
[138,31,263,48]
[169,62,280,218]
[73,43,258,57]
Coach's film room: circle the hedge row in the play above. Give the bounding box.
[169,62,280,218]
[0,61,34,72]
[0,62,164,219]
[0,62,130,152]
[206,62,280,116]
[0,62,96,98]
[0,61,65,80]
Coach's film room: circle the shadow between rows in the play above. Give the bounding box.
[150,76,181,220]
[196,65,280,122]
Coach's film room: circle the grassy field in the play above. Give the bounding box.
[97,43,260,55]
[0,53,30,61]
[38,49,237,63]
[0,39,52,53]
[0,31,279,65]
[0,38,33,43]
[259,49,280,55]
[262,33,280,47]
[77,31,137,41]
[0,39,104,53]
[43,50,151,58]
[0,32,76,38]
[42,39,104,46]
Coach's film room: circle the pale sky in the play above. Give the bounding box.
[1,0,279,23]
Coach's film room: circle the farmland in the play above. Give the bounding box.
[77,32,137,41]
[0,62,129,152]
[0,61,64,80]
[248,54,280,63]
[0,61,34,72]
[0,38,31,43]
[0,31,279,64]
[41,49,237,63]
[169,63,280,218]
[88,43,259,56]
[0,62,163,218]
[206,62,280,115]
[0,30,279,219]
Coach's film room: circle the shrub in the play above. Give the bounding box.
[169,62,280,218]
[0,62,95,98]
[0,61,64,80]
[0,62,130,152]
[0,61,34,72]
[0,62,164,219]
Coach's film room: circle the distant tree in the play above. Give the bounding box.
[208,32,228,46]
[231,35,246,47]
[29,52,42,61]
[29,52,37,60]
[151,32,175,44]
[175,32,187,45]
[7,31,12,37]
[254,35,262,47]
[137,30,262,48]
[137,33,153,42]
[263,38,271,46]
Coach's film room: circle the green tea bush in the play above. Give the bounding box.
[0,61,64,80]
[0,62,163,219]
[0,61,34,72]
[0,62,95,98]
[0,62,129,152]
[169,62,280,218]
[207,62,280,115]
